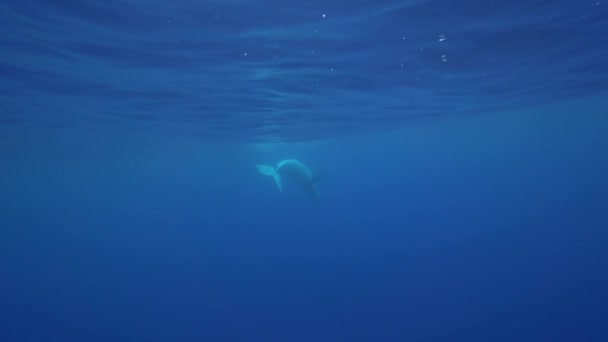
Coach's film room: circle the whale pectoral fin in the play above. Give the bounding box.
[273,173,283,192]
[256,164,275,176]
[257,164,283,191]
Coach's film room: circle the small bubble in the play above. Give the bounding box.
[441,54,447,62]
[322,13,326,18]
[438,34,446,42]
[243,52,248,56]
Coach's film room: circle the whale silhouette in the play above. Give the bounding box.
[256,159,323,200]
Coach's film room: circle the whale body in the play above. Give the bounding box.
[256,159,322,200]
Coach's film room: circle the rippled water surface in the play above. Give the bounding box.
[2,0,607,142]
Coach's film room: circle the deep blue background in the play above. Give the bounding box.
[1,1,608,341]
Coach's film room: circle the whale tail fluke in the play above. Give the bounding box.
[256,164,283,191]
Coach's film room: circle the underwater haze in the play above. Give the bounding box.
[1,0,608,341]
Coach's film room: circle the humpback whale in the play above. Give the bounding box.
[256,159,323,200]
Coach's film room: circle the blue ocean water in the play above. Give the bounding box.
[1,0,608,341]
